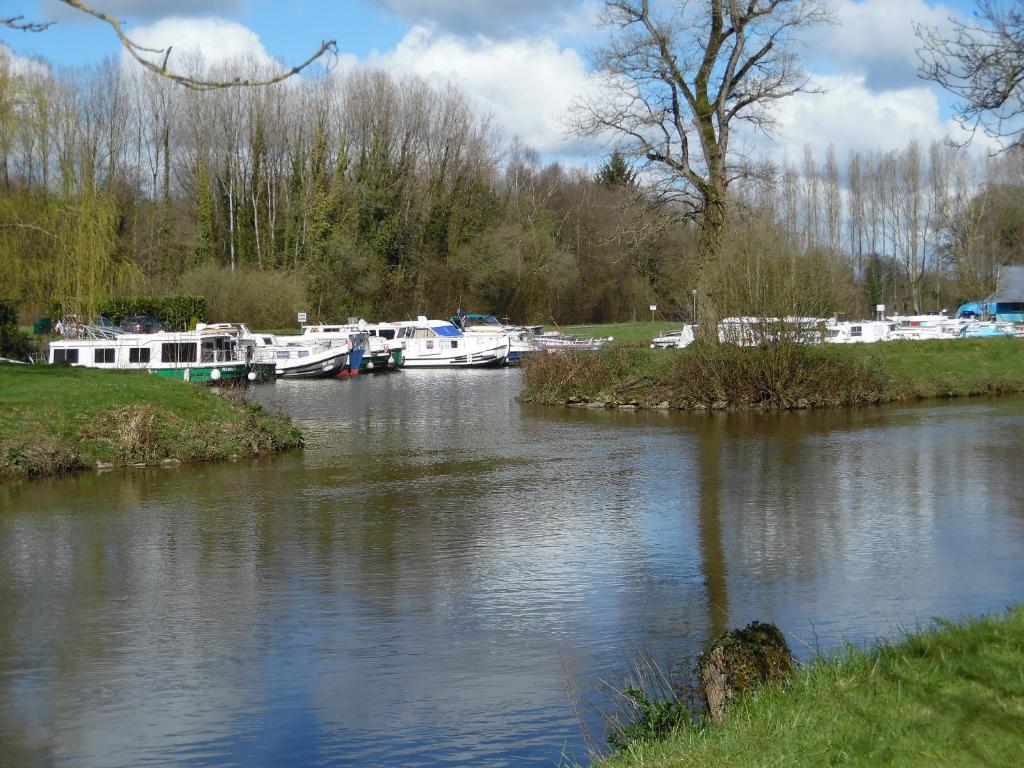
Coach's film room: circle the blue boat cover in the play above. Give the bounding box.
[434,325,463,337]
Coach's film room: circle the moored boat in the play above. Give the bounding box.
[394,317,510,367]
[202,323,352,379]
[534,332,612,351]
[47,325,270,383]
[451,313,538,365]
[301,323,399,373]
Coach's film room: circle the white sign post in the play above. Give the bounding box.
[649,304,657,323]
[875,304,885,321]
[297,312,308,326]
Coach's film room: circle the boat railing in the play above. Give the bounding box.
[58,319,124,341]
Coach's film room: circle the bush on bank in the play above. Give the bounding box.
[521,338,1024,410]
[0,367,302,480]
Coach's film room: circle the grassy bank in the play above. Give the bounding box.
[521,338,1024,410]
[0,366,302,480]
[597,607,1024,768]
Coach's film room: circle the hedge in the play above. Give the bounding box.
[96,296,208,331]
[0,298,34,360]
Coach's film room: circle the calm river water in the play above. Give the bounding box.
[2,371,1024,767]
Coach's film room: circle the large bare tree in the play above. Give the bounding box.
[916,0,1024,148]
[575,0,829,334]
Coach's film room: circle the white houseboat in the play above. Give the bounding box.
[47,326,270,383]
[392,317,510,367]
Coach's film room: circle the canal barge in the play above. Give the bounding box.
[47,326,272,383]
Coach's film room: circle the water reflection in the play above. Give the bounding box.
[1,375,1023,766]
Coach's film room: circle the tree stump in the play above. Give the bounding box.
[698,621,794,724]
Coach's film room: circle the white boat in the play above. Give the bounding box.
[300,323,402,372]
[888,314,965,341]
[651,325,697,349]
[202,323,352,379]
[823,320,896,344]
[393,317,510,368]
[718,317,824,346]
[533,332,613,351]
[453,314,537,364]
[956,321,1022,338]
[47,325,270,383]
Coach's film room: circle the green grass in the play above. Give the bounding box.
[521,338,1024,409]
[596,607,1024,768]
[0,366,302,480]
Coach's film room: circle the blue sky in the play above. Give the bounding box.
[0,0,994,165]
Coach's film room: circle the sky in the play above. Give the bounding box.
[0,0,995,168]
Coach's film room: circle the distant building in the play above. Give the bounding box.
[955,266,1024,322]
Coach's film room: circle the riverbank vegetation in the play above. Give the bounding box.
[595,606,1024,768]
[1,35,1023,332]
[521,338,1024,410]
[0,366,302,480]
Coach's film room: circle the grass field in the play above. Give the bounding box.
[596,607,1024,768]
[0,366,302,480]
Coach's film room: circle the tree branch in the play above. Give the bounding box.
[1,15,54,32]
[56,0,338,90]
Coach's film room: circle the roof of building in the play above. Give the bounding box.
[986,266,1024,303]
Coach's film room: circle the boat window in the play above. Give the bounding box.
[412,328,434,339]
[161,343,197,364]
[426,340,434,350]
[433,325,462,337]
[825,329,839,338]
[129,348,150,363]
[451,341,458,349]
[94,348,115,364]
[277,351,290,359]
[54,348,79,364]
[397,328,409,339]
[377,329,396,340]
[851,326,862,336]
[262,337,274,345]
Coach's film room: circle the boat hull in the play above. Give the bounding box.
[360,350,399,372]
[401,350,508,368]
[150,364,249,383]
[276,350,349,379]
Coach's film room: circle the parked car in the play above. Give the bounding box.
[119,315,168,334]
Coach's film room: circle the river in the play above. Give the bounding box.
[2,371,1023,766]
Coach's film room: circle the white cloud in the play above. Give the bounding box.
[735,73,1000,166]
[124,16,277,72]
[812,0,963,90]
[361,27,596,157]
[368,0,582,38]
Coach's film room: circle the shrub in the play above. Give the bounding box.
[0,298,34,361]
[178,265,306,329]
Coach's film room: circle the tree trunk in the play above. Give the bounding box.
[696,194,726,343]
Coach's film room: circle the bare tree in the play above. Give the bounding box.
[574,0,830,335]
[916,0,1024,147]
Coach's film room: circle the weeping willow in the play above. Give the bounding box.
[50,187,142,321]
